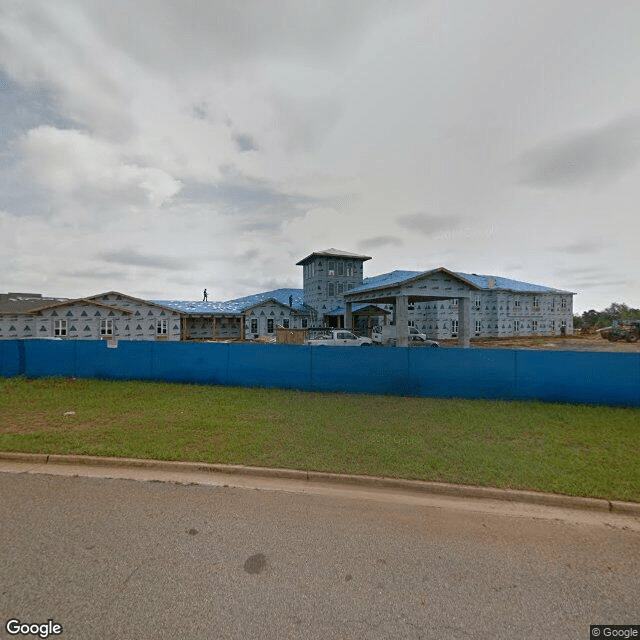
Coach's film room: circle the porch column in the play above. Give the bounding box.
[458,297,470,347]
[344,301,353,330]
[396,295,409,347]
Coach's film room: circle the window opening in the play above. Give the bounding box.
[101,319,114,336]
[54,319,67,336]
[156,319,168,335]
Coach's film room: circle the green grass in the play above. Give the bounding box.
[1,376,639,502]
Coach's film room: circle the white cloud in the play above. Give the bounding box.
[20,126,182,207]
[1,0,640,312]
[0,210,18,252]
[0,2,138,137]
[517,116,640,189]
[81,0,419,74]
[282,207,352,250]
[396,213,462,236]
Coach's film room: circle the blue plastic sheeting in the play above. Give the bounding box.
[513,350,640,406]
[151,342,230,385]
[408,348,517,400]
[0,340,22,377]
[310,347,411,395]
[1,340,639,407]
[227,344,312,390]
[23,340,77,378]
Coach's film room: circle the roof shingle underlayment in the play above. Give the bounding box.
[153,288,307,315]
[347,269,574,296]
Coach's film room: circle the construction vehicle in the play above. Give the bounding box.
[599,320,640,343]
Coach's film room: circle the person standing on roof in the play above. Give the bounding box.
[203,289,208,301]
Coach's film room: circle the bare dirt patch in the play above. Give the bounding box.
[1,413,93,435]
[441,334,640,352]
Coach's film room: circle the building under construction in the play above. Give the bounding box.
[0,249,574,345]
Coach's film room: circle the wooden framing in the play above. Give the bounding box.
[275,326,309,344]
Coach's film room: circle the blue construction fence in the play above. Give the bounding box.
[0,339,639,407]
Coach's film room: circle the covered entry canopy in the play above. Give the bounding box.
[343,268,480,347]
[352,304,391,316]
[322,303,389,329]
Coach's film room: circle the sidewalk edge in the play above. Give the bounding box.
[1,451,637,515]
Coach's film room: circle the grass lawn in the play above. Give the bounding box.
[1,376,639,502]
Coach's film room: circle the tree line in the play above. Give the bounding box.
[574,303,640,329]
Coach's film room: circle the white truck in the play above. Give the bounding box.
[305,329,374,347]
[371,325,439,347]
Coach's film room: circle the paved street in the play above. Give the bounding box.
[1,468,638,640]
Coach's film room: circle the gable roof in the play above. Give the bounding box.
[7,297,134,316]
[86,291,184,314]
[346,267,574,297]
[456,272,574,294]
[228,288,306,311]
[324,303,390,316]
[241,298,310,315]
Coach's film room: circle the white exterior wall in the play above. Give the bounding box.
[244,302,308,338]
[0,295,183,341]
[89,294,182,341]
[407,291,573,339]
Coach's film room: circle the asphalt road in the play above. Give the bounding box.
[1,470,638,640]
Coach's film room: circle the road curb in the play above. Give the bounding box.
[1,451,638,516]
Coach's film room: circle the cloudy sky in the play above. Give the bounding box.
[1,0,639,313]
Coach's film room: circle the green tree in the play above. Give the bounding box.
[576,303,640,329]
